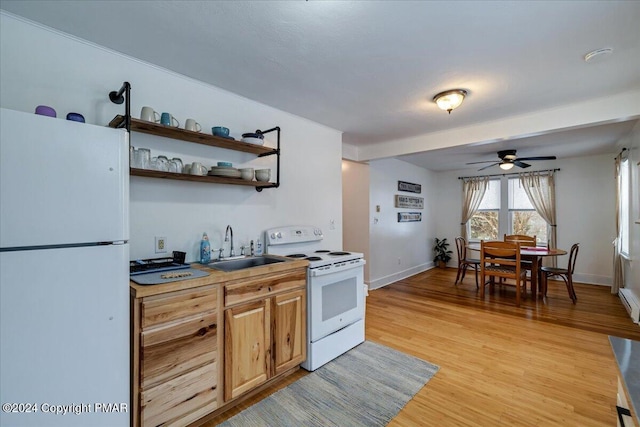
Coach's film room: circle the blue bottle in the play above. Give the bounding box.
[200,232,211,264]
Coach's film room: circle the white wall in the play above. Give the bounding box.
[434,154,615,286]
[0,13,344,262]
[366,158,437,289]
[342,160,371,283]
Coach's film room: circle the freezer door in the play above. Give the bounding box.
[0,245,129,427]
[0,108,129,248]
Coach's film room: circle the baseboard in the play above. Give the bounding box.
[368,263,430,290]
[572,273,611,287]
[367,266,612,289]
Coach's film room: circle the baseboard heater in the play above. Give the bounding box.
[619,288,640,324]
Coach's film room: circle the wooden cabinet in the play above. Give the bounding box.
[273,289,306,375]
[223,268,307,402]
[224,299,271,400]
[131,284,221,427]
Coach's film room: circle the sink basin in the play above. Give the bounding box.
[207,256,285,272]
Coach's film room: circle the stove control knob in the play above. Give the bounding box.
[277,232,282,239]
[270,233,276,240]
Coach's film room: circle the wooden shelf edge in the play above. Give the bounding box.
[130,168,275,188]
[110,115,276,156]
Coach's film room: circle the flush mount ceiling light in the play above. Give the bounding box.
[433,89,467,114]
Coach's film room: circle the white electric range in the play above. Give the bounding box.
[266,225,366,371]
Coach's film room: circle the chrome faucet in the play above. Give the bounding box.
[224,225,234,258]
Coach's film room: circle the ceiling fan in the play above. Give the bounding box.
[466,149,557,171]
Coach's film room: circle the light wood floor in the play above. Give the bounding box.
[203,267,640,426]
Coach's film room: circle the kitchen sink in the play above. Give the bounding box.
[207,256,286,272]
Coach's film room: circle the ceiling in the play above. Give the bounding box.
[2,1,639,171]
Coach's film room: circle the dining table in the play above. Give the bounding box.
[467,243,567,298]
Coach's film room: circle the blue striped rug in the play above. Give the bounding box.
[219,341,439,426]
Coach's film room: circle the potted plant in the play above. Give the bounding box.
[433,237,453,268]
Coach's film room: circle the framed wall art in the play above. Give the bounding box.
[398,212,422,222]
[397,181,421,194]
[395,195,424,209]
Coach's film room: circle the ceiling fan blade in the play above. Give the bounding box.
[466,160,501,165]
[514,160,531,168]
[477,162,500,171]
[515,156,557,161]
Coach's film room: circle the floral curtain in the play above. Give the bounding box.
[612,153,624,294]
[519,171,557,268]
[461,177,489,241]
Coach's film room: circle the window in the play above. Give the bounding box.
[468,177,548,245]
[620,157,629,255]
[469,179,500,240]
[508,178,547,245]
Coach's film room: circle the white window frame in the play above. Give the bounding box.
[620,157,630,256]
[468,179,500,242]
[468,176,546,245]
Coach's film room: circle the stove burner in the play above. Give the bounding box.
[314,250,330,253]
[329,251,351,256]
[306,256,323,261]
[286,254,307,258]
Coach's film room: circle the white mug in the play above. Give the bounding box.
[140,106,160,123]
[185,119,202,132]
[190,162,206,175]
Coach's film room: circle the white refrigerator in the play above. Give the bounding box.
[0,108,130,426]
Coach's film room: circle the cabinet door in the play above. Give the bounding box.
[273,289,306,375]
[224,299,271,401]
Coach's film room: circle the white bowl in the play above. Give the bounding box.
[239,168,254,181]
[255,169,271,182]
[241,136,265,145]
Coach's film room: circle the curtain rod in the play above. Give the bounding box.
[457,168,560,180]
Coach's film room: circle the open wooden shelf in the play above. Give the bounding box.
[109,115,277,157]
[129,168,276,189]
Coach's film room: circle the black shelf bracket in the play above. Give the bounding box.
[108,81,131,132]
[254,126,281,192]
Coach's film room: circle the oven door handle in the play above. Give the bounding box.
[310,259,366,277]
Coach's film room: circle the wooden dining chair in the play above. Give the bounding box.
[454,236,480,288]
[504,234,537,287]
[480,240,529,307]
[504,234,537,247]
[541,243,579,303]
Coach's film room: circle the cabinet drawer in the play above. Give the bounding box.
[224,269,306,307]
[141,362,217,427]
[142,285,217,328]
[141,312,218,389]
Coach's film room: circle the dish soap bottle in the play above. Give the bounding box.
[200,232,211,264]
[255,237,263,256]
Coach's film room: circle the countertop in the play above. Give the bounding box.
[609,335,640,419]
[130,255,309,298]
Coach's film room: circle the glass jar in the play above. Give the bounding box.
[136,148,150,169]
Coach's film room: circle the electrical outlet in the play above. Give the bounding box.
[155,236,167,254]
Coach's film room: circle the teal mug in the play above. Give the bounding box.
[160,112,179,127]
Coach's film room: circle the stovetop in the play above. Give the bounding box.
[265,226,364,269]
[282,249,363,269]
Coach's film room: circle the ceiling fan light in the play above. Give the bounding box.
[499,162,515,170]
[433,89,467,114]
